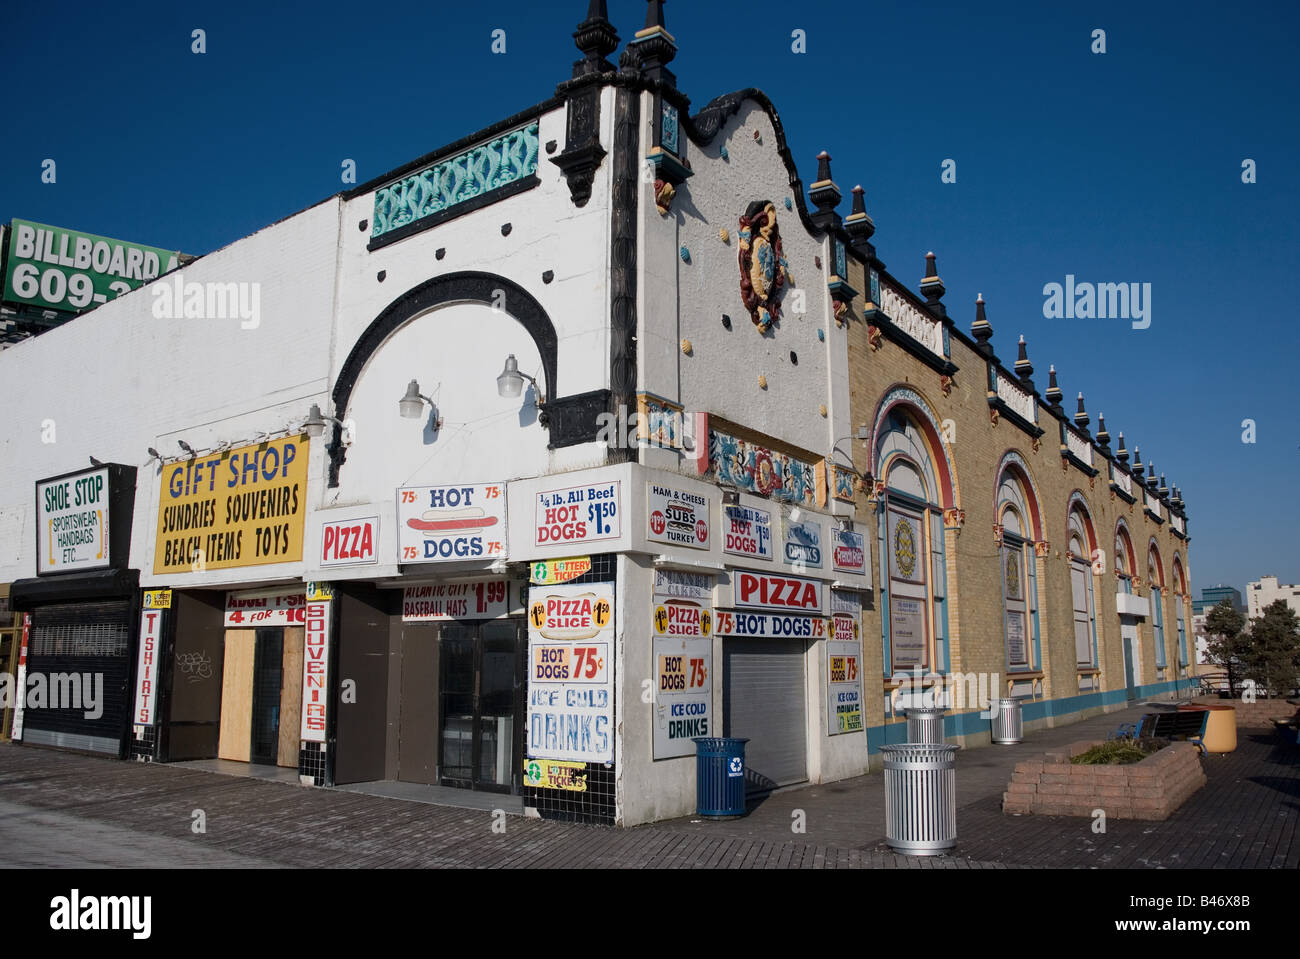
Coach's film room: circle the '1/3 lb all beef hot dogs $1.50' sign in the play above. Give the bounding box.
[397,483,506,563]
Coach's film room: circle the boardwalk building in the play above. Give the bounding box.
[0,2,1192,825]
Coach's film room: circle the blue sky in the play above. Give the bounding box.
[2,1,1296,597]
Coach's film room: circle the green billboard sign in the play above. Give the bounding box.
[2,219,188,313]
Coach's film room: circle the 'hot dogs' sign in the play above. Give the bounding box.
[397,483,506,564]
[534,481,621,548]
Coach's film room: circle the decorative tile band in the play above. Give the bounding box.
[372,121,540,240]
[832,464,858,502]
[661,103,680,155]
[636,394,684,450]
[710,428,824,506]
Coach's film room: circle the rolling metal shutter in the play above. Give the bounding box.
[723,639,807,793]
[23,601,132,755]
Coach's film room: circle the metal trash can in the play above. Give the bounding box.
[991,697,1023,744]
[692,737,749,818]
[906,707,946,744]
[881,743,957,855]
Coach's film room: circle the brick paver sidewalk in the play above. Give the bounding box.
[0,704,1293,868]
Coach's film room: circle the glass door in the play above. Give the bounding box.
[250,628,284,766]
[478,621,519,792]
[439,621,523,793]
[439,625,476,787]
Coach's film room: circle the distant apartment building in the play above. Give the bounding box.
[1192,584,1242,616]
[1247,576,1300,619]
[1191,585,1243,667]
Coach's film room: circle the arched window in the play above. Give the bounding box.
[1068,500,1098,668]
[875,401,952,678]
[1172,554,1188,667]
[995,461,1041,672]
[1114,522,1136,595]
[1148,541,1166,669]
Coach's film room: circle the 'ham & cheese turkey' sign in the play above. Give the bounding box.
[397,483,506,564]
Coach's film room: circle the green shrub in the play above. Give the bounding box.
[1071,737,1165,765]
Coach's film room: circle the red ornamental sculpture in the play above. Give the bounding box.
[738,200,791,333]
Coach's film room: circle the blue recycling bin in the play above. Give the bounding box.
[693,737,749,818]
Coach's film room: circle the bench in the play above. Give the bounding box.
[1109,710,1209,754]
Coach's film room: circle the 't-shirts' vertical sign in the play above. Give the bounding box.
[300,592,332,743]
[133,604,166,726]
[527,582,615,763]
[36,467,110,574]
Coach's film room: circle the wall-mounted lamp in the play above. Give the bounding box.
[89,456,104,467]
[147,448,161,462]
[497,354,545,405]
[304,402,348,441]
[398,380,442,429]
[721,487,740,506]
[837,516,854,532]
[177,440,195,457]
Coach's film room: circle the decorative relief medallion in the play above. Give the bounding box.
[738,201,792,334]
[894,517,917,579]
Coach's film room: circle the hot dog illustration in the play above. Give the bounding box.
[406,506,498,533]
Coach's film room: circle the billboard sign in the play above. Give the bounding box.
[3,219,186,313]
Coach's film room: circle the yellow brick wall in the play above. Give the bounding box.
[843,254,1193,737]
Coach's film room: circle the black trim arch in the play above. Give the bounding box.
[326,271,560,487]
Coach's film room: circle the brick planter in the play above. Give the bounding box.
[1002,740,1205,821]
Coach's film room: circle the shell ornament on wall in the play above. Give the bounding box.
[737,200,792,334]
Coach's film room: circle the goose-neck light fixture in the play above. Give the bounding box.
[496,354,544,405]
[304,403,345,439]
[398,380,441,429]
